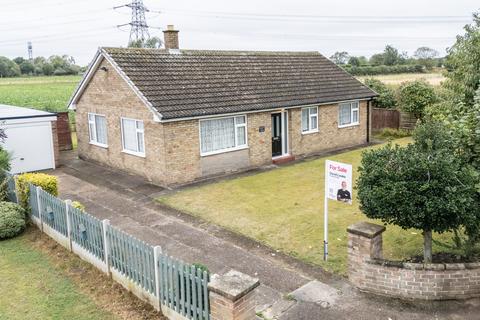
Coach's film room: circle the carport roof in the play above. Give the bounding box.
[0,104,56,121]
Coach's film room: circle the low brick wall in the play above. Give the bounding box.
[347,222,480,300]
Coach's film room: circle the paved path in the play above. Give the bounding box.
[51,155,480,319]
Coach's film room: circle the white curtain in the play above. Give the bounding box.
[339,104,351,125]
[301,109,309,131]
[122,119,137,151]
[95,115,107,144]
[201,118,235,153]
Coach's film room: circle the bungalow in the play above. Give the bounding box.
[68,25,376,186]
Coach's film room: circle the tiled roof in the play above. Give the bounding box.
[103,48,376,120]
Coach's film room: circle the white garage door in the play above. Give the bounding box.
[3,121,55,174]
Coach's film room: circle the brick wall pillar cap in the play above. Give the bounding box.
[208,269,260,302]
[347,221,386,239]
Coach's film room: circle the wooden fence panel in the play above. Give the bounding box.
[69,205,105,260]
[106,225,156,295]
[39,188,68,236]
[371,108,400,131]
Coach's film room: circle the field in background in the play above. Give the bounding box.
[0,75,81,112]
[358,72,445,87]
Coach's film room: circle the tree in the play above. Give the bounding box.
[128,36,162,49]
[348,56,361,67]
[0,57,20,77]
[444,12,480,106]
[13,57,25,65]
[364,78,397,108]
[19,61,34,75]
[398,80,436,119]
[383,45,401,66]
[369,53,384,66]
[414,47,439,70]
[357,122,479,263]
[329,51,349,65]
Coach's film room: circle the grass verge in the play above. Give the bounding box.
[0,227,162,320]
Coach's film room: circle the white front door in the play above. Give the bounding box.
[3,121,55,174]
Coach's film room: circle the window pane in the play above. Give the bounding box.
[136,121,144,130]
[95,115,107,144]
[311,115,318,130]
[237,126,246,146]
[137,131,145,153]
[339,104,351,125]
[235,116,245,124]
[200,118,235,153]
[302,109,309,131]
[89,123,96,142]
[310,107,317,115]
[122,119,137,151]
[352,110,359,123]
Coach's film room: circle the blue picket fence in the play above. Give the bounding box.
[159,255,210,320]
[69,205,105,261]
[5,175,211,320]
[107,225,156,294]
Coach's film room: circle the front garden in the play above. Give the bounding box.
[158,137,459,274]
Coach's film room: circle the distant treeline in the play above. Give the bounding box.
[0,55,85,77]
[330,45,444,75]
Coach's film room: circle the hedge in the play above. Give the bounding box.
[345,64,425,76]
[0,201,26,239]
[16,173,58,210]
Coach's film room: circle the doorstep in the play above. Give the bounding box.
[272,154,295,165]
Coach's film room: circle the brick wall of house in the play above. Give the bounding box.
[348,222,480,300]
[51,120,60,167]
[75,58,168,184]
[289,101,368,157]
[75,57,370,186]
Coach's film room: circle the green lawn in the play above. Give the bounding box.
[159,138,456,274]
[0,233,116,320]
[0,75,81,112]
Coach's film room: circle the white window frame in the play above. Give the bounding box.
[120,117,145,157]
[301,106,319,134]
[199,115,248,156]
[338,101,360,128]
[88,112,108,148]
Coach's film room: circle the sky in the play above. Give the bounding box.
[0,0,478,65]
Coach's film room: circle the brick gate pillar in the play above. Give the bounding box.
[208,270,260,320]
[347,222,386,286]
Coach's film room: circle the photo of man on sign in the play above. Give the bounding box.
[337,181,351,203]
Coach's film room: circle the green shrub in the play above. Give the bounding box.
[192,263,209,273]
[16,173,58,209]
[0,201,26,239]
[398,80,437,119]
[71,200,85,211]
[363,78,397,108]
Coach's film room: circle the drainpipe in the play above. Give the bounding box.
[366,100,371,143]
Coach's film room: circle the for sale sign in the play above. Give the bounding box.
[326,160,353,204]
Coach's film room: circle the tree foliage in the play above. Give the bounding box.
[329,51,349,65]
[398,80,436,119]
[128,36,162,49]
[363,78,397,108]
[414,47,439,70]
[0,57,21,77]
[357,122,480,262]
[444,12,480,106]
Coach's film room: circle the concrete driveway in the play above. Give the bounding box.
[51,154,480,320]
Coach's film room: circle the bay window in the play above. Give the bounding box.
[338,101,360,127]
[121,118,145,156]
[200,115,247,155]
[301,106,318,133]
[88,113,108,147]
